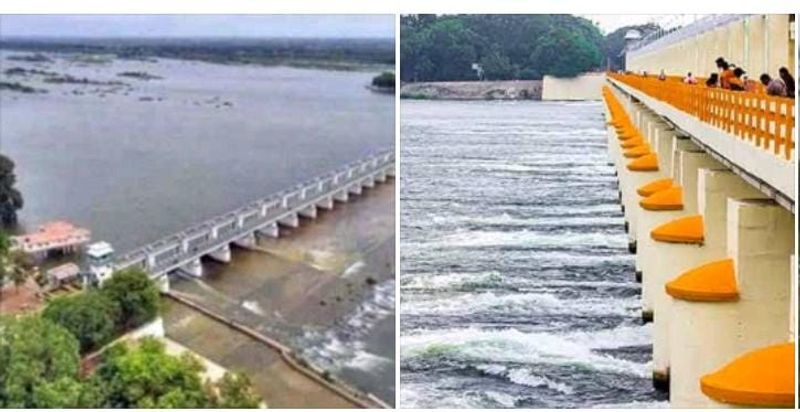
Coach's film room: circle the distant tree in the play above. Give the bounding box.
[213,372,262,408]
[401,18,479,82]
[530,27,603,78]
[0,154,23,225]
[99,268,159,330]
[0,230,36,299]
[371,72,395,89]
[0,231,9,297]
[0,316,82,408]
[43,291,121,353]
[479,45,515,80]
[6,250,35,290]
[400,14,605,82]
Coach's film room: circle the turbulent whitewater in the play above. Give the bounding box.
[399,100,667,408]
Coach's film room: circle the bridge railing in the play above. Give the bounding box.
[114,150,394,271]
[608,73,795,161]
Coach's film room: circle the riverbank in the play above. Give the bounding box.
[400,80,541,100]
[162,180,396,407]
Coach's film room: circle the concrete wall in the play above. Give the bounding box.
[400,80,542,100]
[626,14,794,78]
[541,73,605,101]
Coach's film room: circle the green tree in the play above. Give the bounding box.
[31,377,89,408]
[6,249,35,291]
[96,338,214,408]
[213,372,262,408]
[371,72,395,89]
[400,14,606,82]
[0,316,82,408]
[479,45,515,80]
[0,154,23,225]
[43,291,120,353]
[100,268,159,330]
[530,27,602,78]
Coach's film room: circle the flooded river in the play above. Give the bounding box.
[0,50,395,406]
[0,50,393,251]
[399,100,666,408]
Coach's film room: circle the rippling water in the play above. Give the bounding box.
[399,100,667,408]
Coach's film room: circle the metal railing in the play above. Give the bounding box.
[608,73,795,160]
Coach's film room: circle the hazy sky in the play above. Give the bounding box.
[0,15,395,38]
[581,14,709,34]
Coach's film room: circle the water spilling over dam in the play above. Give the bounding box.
[399,100,666,408]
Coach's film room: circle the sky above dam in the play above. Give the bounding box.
[0,15,395,38]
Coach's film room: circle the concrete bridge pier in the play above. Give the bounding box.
[334,189,349,203]
[667,198,794,408]
[298,204,318,219]
[206,244,232,263]
[647,169,767,390]
[233,232,258,250]
[363,176,376,189]
[374,171,387,183]
[618,149,661,253]
[179,258,203,278]
[156,275,170,292]
[257,223,280,238]
[629,110,676,279]
[348,183,363,196]
[638,148,722,318]
[316,196,334,210]
[278,212,300,228]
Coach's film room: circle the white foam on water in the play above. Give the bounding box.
[401,272,641,297]
[401,325,651,378]
[430,229,627,249]
[346,349,393,371]
[241,300,265,316]
[299,279,395,372]
[426,213,622,229]
[401,290,639,318]
[475,364,574,394]
[482,390,520,407]
[342,260,366,278]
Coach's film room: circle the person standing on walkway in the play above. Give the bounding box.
[778,67,795,98]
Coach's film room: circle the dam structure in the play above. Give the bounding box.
[602,14,794,409]
[88,150,395,289]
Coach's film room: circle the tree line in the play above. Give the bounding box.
[400,14,661,82]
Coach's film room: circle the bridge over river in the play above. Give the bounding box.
[96,150,394,288]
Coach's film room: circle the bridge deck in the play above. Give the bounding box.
[113,150,394,277]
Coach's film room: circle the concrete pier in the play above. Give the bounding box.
[602,83,794,407]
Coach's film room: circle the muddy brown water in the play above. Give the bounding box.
[163,181,396,407]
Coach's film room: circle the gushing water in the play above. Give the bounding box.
[399,100,666,408]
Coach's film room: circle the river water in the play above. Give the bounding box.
[0,50,393,252]
[0,50,395,404]
[399,100,667,408]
